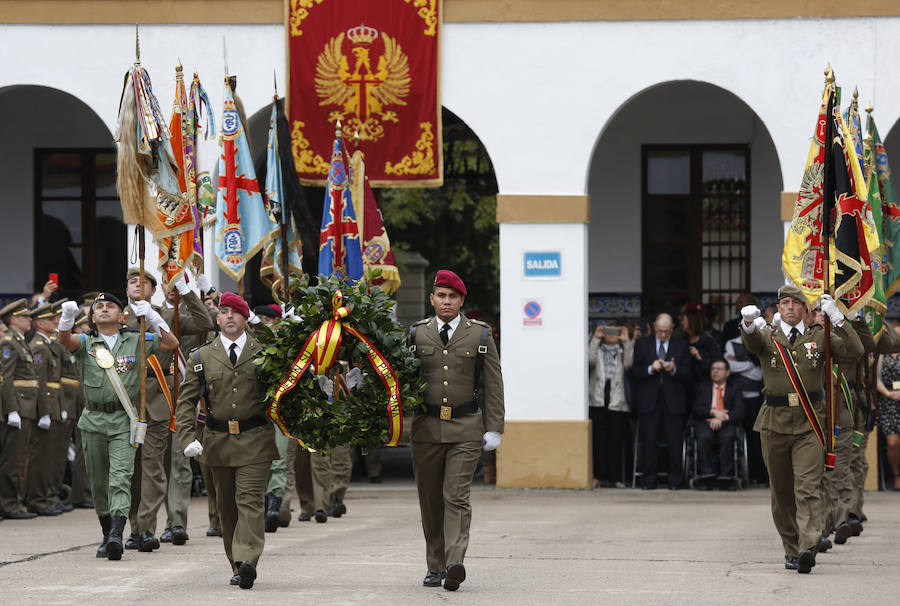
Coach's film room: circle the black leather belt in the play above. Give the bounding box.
[766,391,825,406]
[206,416,268,434]
[85,401,121,413]
[419,401,478,420]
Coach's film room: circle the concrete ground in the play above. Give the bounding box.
[0,480,899,605]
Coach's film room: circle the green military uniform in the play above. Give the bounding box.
[75,328,161,519]
[175,331,279,579]
[0,299,39,518]
[122,288,213,542]
[410,314,505,577]
[26,314,63,514]
[743,297,862,570]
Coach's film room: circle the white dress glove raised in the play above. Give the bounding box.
[132,300,170,333]
[281,305,298,321]
[248,312,261,326]
[59,300,79,331]
[741,305,761,323]
[183,440,203,458]
[772,312,781,328]
[37,414,51,430]
[196,273,213,294]
[345,367,364,391]
[7,411,21,429]
[483,431,501,451]
[174,273,191,296]
[819,294,844,326]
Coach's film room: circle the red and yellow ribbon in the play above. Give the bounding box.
[266,290,403,446]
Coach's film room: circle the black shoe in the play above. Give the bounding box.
[314,510,328,523]
[34,507,61,516]
[171,526,188,545]
[443,562,466,591]
[96,515,112,559]
[329,499,347,518]
[668,484,680,491]
[278,510,291,528]
[265,494,282,533]
[57,503,75,513]
[797,549,816,573]
[848,516,863,536]
[107,516,127,561]
[124,533,141,550]
[784,556,798,570]
[298,513,311,522]
[3,511,37,519]
[860,513,868,523]
[369,476,383,484]
[207,527,222,537]
[423,571,446,587]
[816,536,831,553]
[230,574,241,586]
[159,528,173,543]
[138,532,160,552]
[834,522,851,545]
[73,501,95,509]
[238,560,257,589]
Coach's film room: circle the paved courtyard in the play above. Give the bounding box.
[0,480,898,605]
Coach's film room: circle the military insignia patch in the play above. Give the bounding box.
[33,353,42,365]
[1,348,10,359]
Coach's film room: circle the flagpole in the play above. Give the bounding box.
[134,25,148,425]
[274,76,290,302]
[822,65,836,469]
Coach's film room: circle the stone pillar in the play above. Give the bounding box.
[393,249,429,328]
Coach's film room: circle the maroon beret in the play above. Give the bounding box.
[219,292,250,318]
[434,270,466,296]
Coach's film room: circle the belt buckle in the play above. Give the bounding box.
[228,420,240,435]
[439,406,452,421]
[788,393,799,407]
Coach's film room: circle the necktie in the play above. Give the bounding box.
[229,343,238,366]
[440,323,451,346]
[714,384,724,410]
[657,341,666,360]
[789,327,799,345]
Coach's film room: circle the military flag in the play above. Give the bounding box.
[867,112,900,298]
[319,125,363,281]
[214,80,276,282]
[287,0,442,186]
[260,101,304,301]
[187,70,216,259]
[349,149,401,294]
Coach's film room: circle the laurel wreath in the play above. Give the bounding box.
[254,273,424,451]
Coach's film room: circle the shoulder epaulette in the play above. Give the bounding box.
[413,318,429,326]
[468,318,489,327]
[0,336,12,344]
[190,341,214,354]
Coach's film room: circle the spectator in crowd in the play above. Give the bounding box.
[31,280,58,308]
[724,328,766,485]
[876,322,900,491]
[0,321,7,340]
[632,313,694,490]
[763,302,778,325]
[720,293,758,349]
[588,323,634,488]
[691,359,745,490]
[679,303,720,381]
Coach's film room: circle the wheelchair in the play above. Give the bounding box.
[682,422,749,490]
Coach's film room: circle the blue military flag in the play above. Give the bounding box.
[318,125,363,281]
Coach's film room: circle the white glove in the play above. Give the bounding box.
[61,410,68,422]
[315,374,334,397]
[820,294,844,326]
[174,273,191,296]
[482,431,501,451]
[743,316,767,334]
[772,312,781,328]
[183,440,203,457]
[67,444,76,462]
[7,411,21,429]
[37,414,51,430]
[59,300,79,331]
[741,305,761,324]
[346,367,363,391]
[281,305,298,321]
[845,307,860,321]
[196,273,213,294]
[248,312,261,326]
[132,300,169,333]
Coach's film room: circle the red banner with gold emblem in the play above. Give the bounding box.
[286,0,442,187]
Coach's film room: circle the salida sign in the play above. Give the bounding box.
[523,251,562,278]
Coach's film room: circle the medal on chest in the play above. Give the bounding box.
[115,356,136,374]
[95,348,114,369]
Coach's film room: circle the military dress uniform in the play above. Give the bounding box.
[742,290,862,573]
[0,299,40,519]
[73,307,161,560]
[123,284,214,548]
[175,326,279,585]
[26,307,64,515]
[410,312,505,587]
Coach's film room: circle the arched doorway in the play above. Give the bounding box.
[0,85,121,301]
[586,80,783,328]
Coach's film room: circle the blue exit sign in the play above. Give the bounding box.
[523,251,562,278]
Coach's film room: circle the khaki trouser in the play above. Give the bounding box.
[411,440,482,573]
[0,419,34,514]
[362,444,382,479]
[849,429,870,517]
[761,428,825,556]
[211,460,269,572]
[310,444,351,512]
[81,417,136,517]
[197,425,220,530]
[284,440,314,516]
[165,433,193,529]
[135,419,170,534]
[828,405,854,527]
[25,420,59,511]
[52,418,76,505]
[70,398,92,505]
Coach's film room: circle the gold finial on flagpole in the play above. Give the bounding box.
[865,101,874,115]
[336,120,342,137]
[176,58,183,73]
[135,24,141,65]
[851,86,859,110]
[824,64,835,85]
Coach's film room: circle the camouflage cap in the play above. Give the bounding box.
[777,284,807,306]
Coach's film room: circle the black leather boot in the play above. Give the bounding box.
[106,516,128,560]
[96,515,112,558]
[264,494,282,533]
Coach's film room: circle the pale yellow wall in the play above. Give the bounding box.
[497,420,591,489]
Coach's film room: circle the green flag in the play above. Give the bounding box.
[868,114,900,299]
[862,121,886,340]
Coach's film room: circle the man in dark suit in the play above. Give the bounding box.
[691,359,745,489]
[633,313,694,489]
